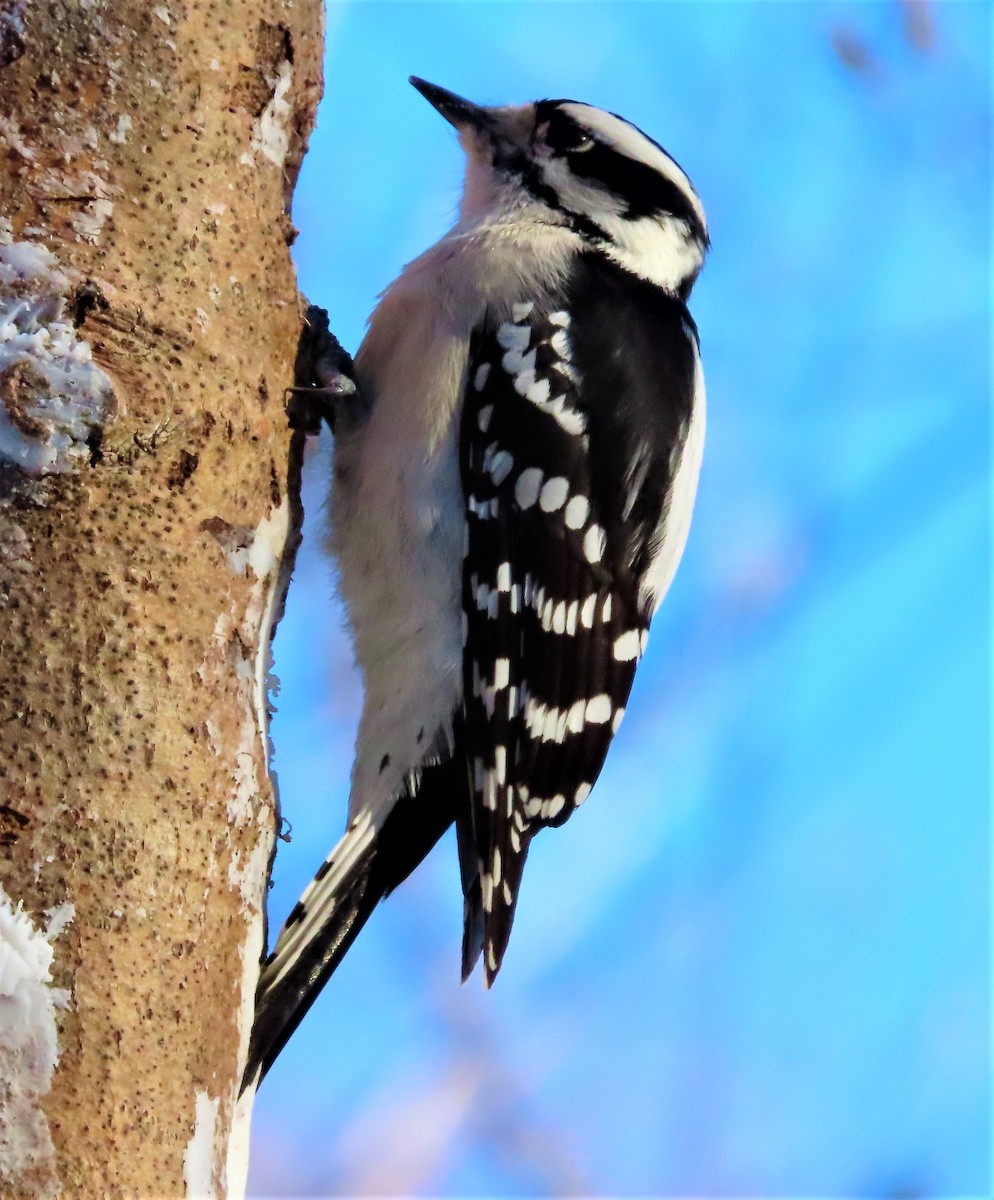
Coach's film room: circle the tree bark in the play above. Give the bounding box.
[0,2,323,1196]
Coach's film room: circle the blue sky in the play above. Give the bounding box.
[248,3,990,1195]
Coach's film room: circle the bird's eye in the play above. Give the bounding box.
[541,111,597,156]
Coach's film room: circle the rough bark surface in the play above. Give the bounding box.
[0,2,323,1196]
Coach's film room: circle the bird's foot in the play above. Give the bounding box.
[287,304,362,434]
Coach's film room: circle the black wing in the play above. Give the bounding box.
[459,252,700,983]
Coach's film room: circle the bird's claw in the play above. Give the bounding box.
[288,304,361,434]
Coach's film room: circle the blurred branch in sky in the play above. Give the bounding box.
[831,0,936,78]
[830,26,881,78]
[900,0,935,52]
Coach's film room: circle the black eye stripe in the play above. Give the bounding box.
[568,142,703,229]
[531,100,705,241]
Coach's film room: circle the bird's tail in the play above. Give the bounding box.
[242,745,468,1092]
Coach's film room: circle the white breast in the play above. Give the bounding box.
[330,213,581,825]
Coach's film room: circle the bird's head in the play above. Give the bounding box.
[411,77,708,298]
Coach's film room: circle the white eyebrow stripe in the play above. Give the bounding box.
[558,102,706,232]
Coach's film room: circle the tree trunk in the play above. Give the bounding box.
[0,2,323,1196]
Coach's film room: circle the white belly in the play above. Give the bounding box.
[329,297,471,823]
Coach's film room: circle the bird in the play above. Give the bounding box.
[244,77,708,1090]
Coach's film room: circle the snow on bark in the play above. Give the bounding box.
[0,889,74,1199]
[184,1090,221,1199]
[213,497,289,858]
[242,60,294,169]
[225,1082,256,1200]
[0,227,114,474]
[198,498,291,1195]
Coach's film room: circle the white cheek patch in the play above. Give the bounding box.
[596,211,705,291]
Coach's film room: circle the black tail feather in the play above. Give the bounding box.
[457,808,485,982]
[243,857,375,1091]
[243,728,469,1092]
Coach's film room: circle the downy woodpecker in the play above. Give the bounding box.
[246,78,708,1088]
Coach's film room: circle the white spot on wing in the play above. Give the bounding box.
[613,630,641,661]
[566,700,585,733]
[497,322,530,352]
[550,329,570,358]
[489,449,514,485]
[526,376,551,405]
[474,364,491,392]
[513,367,536,396]
[542,707,562,743]
[539,476,569,512]
[585,694,612,724]
[525,698,544,738]
[468,495,489,520]
[544,795,566,819]
[503,347,536,376]
[564,495,589,529]
[565,600,578,635]
[514,467,543,509]
[552,405,587,437]
[584,524,606,564]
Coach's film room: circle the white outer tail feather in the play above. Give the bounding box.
[259,810,376,993]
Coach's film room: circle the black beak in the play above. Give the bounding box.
[410,77,493,134]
